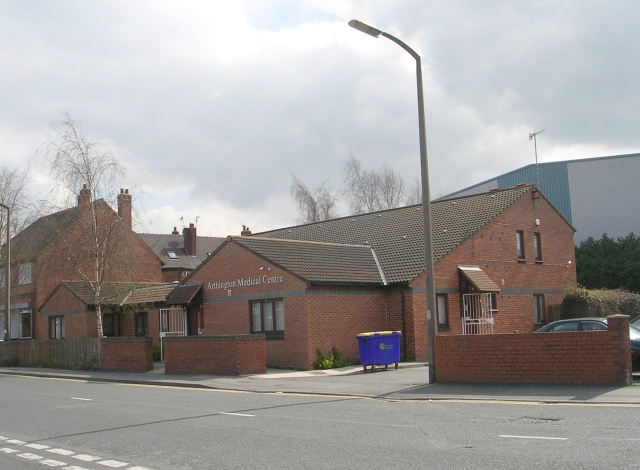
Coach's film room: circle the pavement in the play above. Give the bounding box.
[1,363,640,405]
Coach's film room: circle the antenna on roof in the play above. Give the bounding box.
[195,215,200,227]
[180,216,184,228]
[529,129,545,190]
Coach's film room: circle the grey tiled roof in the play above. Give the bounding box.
[137,233,225,270]
[254,186,535,284]
[167,281,203,305]
[233,237,384,285]
[61,281,173,306]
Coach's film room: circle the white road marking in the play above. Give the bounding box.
[220,412,255,417]
[64,466,93,470]
[128,467,157,470]
[0,436,7,440]
[500,434,568,440]
[48,448,75,456]
[97,460,129,467]
[72,454,102,461]
[19,452,43,460]
[7,439,26,444]
[0,448,19,454]
[27,444,51,450]
[40,459,68,466]
[70,397,92,401]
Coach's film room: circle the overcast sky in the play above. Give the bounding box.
[1,0,638,237]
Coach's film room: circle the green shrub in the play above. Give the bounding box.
[561,286,640,321]
[153,345,161,362]
[313,346,351,370]
[1,353,19,367]
[77,352,99,371]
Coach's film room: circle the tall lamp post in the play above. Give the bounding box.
[0,203,10,342]
[348,19,437,383]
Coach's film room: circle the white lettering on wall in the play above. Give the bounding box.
[207,275,284,290]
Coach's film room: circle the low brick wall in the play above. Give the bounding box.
[101,337,153,372]
[164,335,266,375]
[435,315,632,385]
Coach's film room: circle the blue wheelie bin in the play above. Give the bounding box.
[356,331,402,373]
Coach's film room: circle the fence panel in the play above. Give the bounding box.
[0,338,101,370]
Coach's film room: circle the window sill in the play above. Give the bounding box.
[437,325,450,332]
[517,259,527,264]
[266,333,285,341]
[535,260,544,265]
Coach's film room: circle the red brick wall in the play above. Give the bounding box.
[435,315,632,385]
[163,335,266,375]
[101,336,153,372]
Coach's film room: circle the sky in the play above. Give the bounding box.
[1,0,638,237]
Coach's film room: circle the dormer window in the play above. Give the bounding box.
[167,251,178,259]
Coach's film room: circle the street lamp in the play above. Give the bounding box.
[349,19,438,383]
[0,203,9,342]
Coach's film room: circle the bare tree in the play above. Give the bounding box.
[290,174,338,223]
[406,178,422,205]
[40,112,128,337]
[0,164,32,246]
[343,154,407,213]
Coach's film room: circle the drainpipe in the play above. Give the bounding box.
[400,288,407,360]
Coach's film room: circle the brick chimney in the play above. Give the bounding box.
[117,188,132,230]
[241,225,252,236]
[77,184,91,208]
[183,223,197,255]
[172,226,179,235]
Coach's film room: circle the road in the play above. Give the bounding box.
[0,374,638,469]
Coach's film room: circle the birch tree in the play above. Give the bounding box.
[290,174,338,223]
[40,112,127,337]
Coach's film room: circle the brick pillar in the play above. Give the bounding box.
[607,314,632,386]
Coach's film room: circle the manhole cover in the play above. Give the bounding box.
[506,417,562,424]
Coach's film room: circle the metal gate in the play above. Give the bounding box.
[159,307,187,361]
[462,293,494,335]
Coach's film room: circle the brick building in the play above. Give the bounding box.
[1,187,163,340]
[168,185,577,369]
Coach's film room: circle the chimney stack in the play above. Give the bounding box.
[183,223,197,255]
[241,225,252,236]
[172,226,179,235]
[117,188,132,230]
[77,183,91,208]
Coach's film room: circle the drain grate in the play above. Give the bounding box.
[506,417,562,424]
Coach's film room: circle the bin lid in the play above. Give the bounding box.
[356,330,402,337]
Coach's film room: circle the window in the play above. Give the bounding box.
[18,263,31,285]
[10,308,32,339]
[549,320,578,332]
[533,294,545,324]
[581,321,607,331]
[0,269,5,288]
[516,231,525,260]
[103,313,115,336]
[489,293,498,314]
[436,294,448,327]
[534,232,542,261]
[251,299,284,339]
[135,312,148,337]
[167,251,178,259]
[49,316,64,339]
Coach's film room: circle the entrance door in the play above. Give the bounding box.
[159,307,187,361]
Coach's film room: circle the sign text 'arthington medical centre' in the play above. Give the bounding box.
[207,275,284,291]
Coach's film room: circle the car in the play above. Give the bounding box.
[632,316,640,327]
[534,317,640,370]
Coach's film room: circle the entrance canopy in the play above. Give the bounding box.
[458,265,501,293]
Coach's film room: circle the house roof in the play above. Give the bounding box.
[253,185,537,284]
[232,237,385,285]
[60,281,173,307]
[137,233,225,270]
[9,206,82,264]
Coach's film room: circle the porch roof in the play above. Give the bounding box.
[458,265,501,292]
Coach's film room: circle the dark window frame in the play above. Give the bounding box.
[436,294,448,328]
[534,232,543,262]
[533,294,545,324]
[135,312,149,337]
[103,313,115,337]
[49,316,64,339]
[250,298,284,340]
[516,231,525,260]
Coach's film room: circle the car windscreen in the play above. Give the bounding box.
[629,323,640,341]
